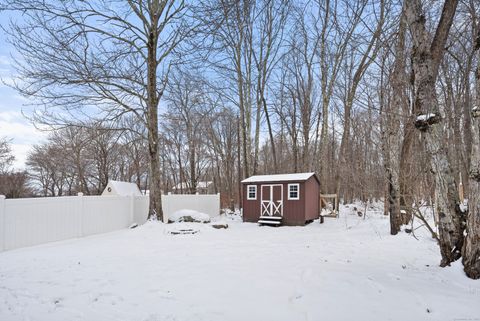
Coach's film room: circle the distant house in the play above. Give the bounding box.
[102,180,142,196]
[172,181,215,194]
[241,172,320,226]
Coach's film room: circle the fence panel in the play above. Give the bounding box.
[81,196,132,236]
[134,196,150,224]
[0,195,149,252]
[3,196,81,250]
[0,196,5,251]
[162,193,220,222]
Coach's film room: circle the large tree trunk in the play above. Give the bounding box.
[463,107,480,278]
[405,0,463,266]
[462,41,480,279]
[147,13,163,221]
[426,125,465,266]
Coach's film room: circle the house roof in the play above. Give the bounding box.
[172,181,213,190]
[102,180,142,196]
[241,172,318,184]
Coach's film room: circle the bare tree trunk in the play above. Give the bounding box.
[189,137,196,194]
[385,5,408,234]
[462,34,480,279]
[262,97,277,173]
[237,116,243,209]
[399,116,416,223]
[253,100,261,175]
[405,0,464,266]
[147,8,162,220]
[381,94,402,235]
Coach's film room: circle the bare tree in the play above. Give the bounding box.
[164,69,214,193]
[1,0,192,220]
[250,0,290,174]
[0,137,15,174]
[313,0,368,189]
[195,0,256,179]
[335,0,387,200]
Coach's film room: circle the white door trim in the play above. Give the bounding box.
[260,184,283,217]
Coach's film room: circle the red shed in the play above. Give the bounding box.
[241,172,320,226]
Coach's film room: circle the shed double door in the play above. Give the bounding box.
[260,184,283,217]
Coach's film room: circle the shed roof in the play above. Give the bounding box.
[102,180,142,196]
[241,172,317,183]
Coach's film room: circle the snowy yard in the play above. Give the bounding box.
[1,206,479,321]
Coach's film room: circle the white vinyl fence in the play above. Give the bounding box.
[162,193,220,222]
[0,194,149,252]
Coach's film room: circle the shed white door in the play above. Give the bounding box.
[260,184,283,217]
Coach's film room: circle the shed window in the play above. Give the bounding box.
[247,185,257,200]
[288,184,300,200]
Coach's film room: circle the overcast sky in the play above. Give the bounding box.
[0,13,47,170]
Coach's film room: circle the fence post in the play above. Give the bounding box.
[77,192,84,237]
[130,195,135,225]
[0,195,5,252]
[163,194,169,223]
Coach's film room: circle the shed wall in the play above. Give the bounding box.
[282,182,306,226]
[243,184,261,223]
[304,176,320,221]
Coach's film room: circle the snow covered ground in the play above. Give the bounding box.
[1,203,479,321]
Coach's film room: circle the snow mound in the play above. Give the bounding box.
[168,209,211,223]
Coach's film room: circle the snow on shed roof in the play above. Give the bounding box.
[102,180,142,196]
[241,172,317,183]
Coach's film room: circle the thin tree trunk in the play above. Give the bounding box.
[189,137,196,194]
[399,116,416,223]
[253,93,261,175]
[386,5,408,234]
[262,97,277,173]
[237,116,243,209]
